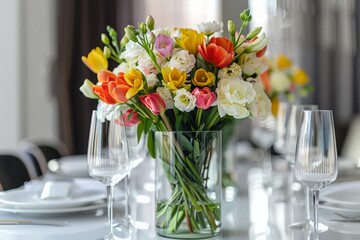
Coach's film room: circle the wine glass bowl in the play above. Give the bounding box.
[294,110,338,239]
[87,109,130,240]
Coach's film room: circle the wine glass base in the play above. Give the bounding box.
[289,219,328,233]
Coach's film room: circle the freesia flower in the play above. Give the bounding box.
[155,34,173,58]
[161,66,186,91]
[276,54,292,69]
[198,37,234,68]
[175,28,204,55]
[216,77,256,119]
[197,21,223,36]
[79,79,99,99]
[123,68,144,99]
[192,87,217,109]
[293,68,309,85]
[174,88,196,112]
[81,47,108,74]
[139,93,166,115]
[245,33,269,57]
[169,50,196,74]
[192,69,215,87]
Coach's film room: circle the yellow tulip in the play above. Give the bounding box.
[123,68,144,99]
[175,28,204,55]
[81,47,108,73]
[276,54,292,70]
[192,69,215,87]
[161,66,186,91]
[293,68,309,86]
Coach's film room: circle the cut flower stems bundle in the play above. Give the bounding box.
[80,9,272,237]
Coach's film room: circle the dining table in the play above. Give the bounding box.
[1,142,360,240]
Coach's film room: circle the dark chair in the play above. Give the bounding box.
[0,153,37,191]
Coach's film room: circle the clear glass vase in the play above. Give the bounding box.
[155,131,222,239]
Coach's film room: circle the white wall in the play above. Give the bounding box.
[0,0,57,151]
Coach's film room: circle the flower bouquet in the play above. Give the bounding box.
[80,9,271,238]
[259,54,313,114]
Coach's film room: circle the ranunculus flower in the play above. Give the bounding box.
[169,50,196,74]
[198,37,235,68]
[174,88,196,112]
[155,34,173,58]
[192,69,215,87]
[216,77,256,119]
[122,108,140,126]
[161,66,186,91]
[192,87,217,109]
[156,87,174,109]
[139,93,166,115]
[175,28,204,55]
[241,53,268,76]
[248,82,272,120]
[81,47,108,74]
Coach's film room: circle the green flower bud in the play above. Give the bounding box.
[148,32,155,44]
[101,33,110,45]
[120,35,129,47]
[103,46,111,58]
[139,22,147,35]
[246,26,261,40]
[240,9,252,23]
[125,25,138,42]
[109,28,117,39]
[228,20,236,36]
[146,15,155,31]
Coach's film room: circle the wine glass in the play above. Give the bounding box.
[285,104,318,230]
[273,101,292,156]
[88,109,130,240]
[294,110,338,240]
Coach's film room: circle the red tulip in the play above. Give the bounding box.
[198,37,235,68]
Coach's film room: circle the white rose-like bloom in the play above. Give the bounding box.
[174,88,196,112]
[145,73,159,88]
[197,21,223,35]
[169,50,196,74]
[269,70,291,92]
[137,52,165,74]
[218,62,242,79]
[248,82,272,120]
[120,41,144,61]
[113,61,137,75]
[241,53,268,76]
[216,77,256,119]
[156,87,174,109]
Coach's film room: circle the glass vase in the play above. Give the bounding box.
[155,131,222,239]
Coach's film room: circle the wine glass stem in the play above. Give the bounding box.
[106,185,114,237]
[125,174,132,222]
[312,189,320,240]
[305,186,311,221]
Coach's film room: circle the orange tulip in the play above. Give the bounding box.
[108,73,132,103]
[198,37,234,68]
[92,82,116,104]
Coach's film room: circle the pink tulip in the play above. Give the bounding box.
[122,109,140,126]
[192,87,217,110]
[139,93,166,115]
[155,34,173,58]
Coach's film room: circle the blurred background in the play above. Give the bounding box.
[0,0,359,156]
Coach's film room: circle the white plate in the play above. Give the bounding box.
[321,181,360,210]
[0,178,106,209]
[0,200,106,216]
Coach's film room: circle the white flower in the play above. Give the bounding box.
[80,79,98,99]
[156,87,174,109]
[152,28,171,37]
[113,61,137,75]
[216,77,256,119]
[197,21,223,36]
[169,50,196,74]
[248,82,272,120]
[137,52,165,74]
[96,101,126,122]
[241,53,268,76]
[120,41,144,61]
[174,88,196,112]
[218,62,242,79]
[269,70,291,92]
[145,73,159,88]
[244,33,269,53]
[234,35,248,55]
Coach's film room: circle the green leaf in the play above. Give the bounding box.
[137,122,144,143]
[177,134,193,153]
[147,130,156,158]
[144,118,153,133]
